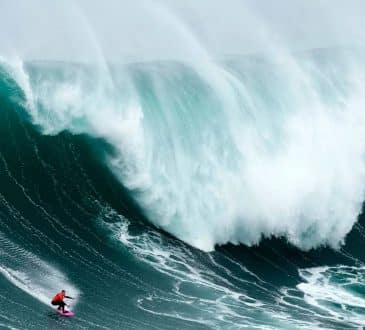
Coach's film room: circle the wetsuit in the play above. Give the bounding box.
[51,292,71,312]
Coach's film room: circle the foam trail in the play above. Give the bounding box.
[0,233,80,307]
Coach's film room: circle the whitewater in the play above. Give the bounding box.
[1,1,365,329]
[4,48,365,252]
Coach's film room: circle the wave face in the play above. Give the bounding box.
[0,49,365,329]
[3,48,365,252]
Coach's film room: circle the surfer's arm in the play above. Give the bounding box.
[65,295,73,299]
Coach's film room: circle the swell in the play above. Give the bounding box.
[1,49,365,253]
[1,79,364,261]
[1,77,365,329]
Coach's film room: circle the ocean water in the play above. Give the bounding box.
[1,47,365,329]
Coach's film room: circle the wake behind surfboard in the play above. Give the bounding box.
[57,310,75,317]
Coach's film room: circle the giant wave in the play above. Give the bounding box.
[2,2,365,329]
[2,47,365,251]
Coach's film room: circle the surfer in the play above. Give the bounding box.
[51,290,73,313]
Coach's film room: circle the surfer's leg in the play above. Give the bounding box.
[51,301,61,309]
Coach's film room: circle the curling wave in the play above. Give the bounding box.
[2,47,365,251]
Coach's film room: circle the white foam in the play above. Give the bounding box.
[101,209,331,328]
[0,56,35,112]
[100,212,269,327]
[297,265,365,327]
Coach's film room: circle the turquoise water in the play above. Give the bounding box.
[0,51,365,329]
